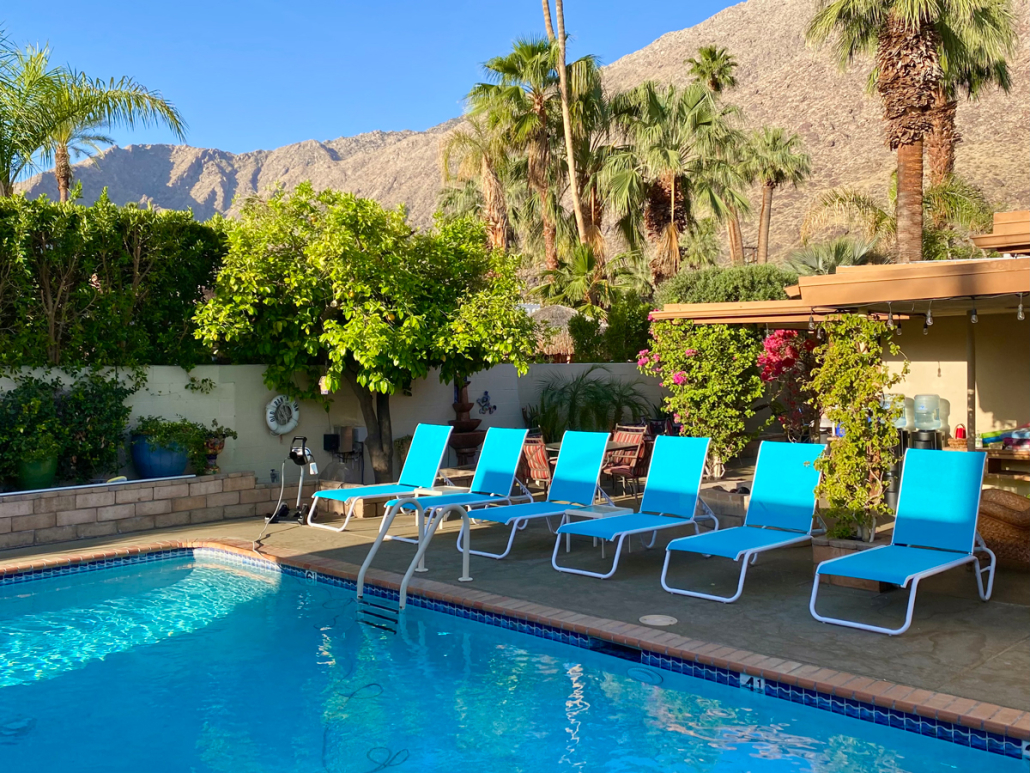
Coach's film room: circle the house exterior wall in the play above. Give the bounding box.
[884,312,1030,435]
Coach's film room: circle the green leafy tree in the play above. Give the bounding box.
[60,370,138,482]
[439,116,511,251]
[807,0,1012,263]
[655,264,797,307]
[808,315,908,539]
[745,127,811,264]
[194,184,536,481]
[535,243,630,318]
[568,292,651,362]
[639,321,766,475]
[0,375,64,480]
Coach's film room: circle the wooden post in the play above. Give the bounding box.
[966,310,976,451]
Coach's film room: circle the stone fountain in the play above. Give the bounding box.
[449,381,486,466]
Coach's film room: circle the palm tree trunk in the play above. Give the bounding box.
[926,87,958,188]
[757,183,774,264]
[896,139,924,263]
[551,1,589,247]
[481,157,509,251]
[55,143,73,203]
[726,210,744,265]
[541,0,556,40]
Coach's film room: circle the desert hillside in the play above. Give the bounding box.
[18,0,1029,260]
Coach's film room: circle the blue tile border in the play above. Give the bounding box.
[2,546,1025,761]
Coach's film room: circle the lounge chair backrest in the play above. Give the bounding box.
[469,427,528,497]
[893,448,986,553]
[397,424,453,488]
[745,441,826,532]
[548,431,609,505]
[520,435,552,484]
[640,435,709,518]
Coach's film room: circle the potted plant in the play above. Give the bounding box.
[0,376,66,491]
[808,315,908,591]
[202,422,239,474]
[132,417,236,478]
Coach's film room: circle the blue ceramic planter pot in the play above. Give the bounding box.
[131,435,188,479]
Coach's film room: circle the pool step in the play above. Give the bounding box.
[357,596,399,633]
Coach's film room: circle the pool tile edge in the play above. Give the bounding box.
[1,537,1027,759]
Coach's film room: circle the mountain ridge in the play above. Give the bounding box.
[17,0,1029,260]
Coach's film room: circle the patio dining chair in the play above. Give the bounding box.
[810,448,995,635]
[518,435,554,496]
[602,425,647,500]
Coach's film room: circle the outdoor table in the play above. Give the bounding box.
[544,440,639,454]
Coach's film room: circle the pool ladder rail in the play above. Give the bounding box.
[355,500,477,634]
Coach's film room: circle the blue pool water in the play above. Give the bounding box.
[0,556,1019,772]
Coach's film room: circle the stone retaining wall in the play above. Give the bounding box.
[0,472,315,550]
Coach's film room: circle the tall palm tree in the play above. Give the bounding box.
[807,0,1006,263]
[745,127,811,264]
[926,1,1015,185]
[440,117,511,250]
[686,45,746,264]
[0,45,64,196]
[469,39,562,269]
[535,243,628,318]
[543,0,589,246]
[46,70,186,202]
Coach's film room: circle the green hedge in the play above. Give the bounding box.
[655,265,798,307]
[0,192,226,368]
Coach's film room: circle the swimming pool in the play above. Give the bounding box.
[0,552,1021,772]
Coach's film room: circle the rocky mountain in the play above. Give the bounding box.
[18,0,1030,260]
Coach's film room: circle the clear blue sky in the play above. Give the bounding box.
[7,0,736,154]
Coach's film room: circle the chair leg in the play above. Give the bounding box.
[458,519,523,560]
[809,573,921,636]
[552,532,628,579]
[660,549,752,603]
[973,540,996,600]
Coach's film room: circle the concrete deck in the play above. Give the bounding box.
[3,504,1027,713]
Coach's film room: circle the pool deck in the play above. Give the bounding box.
[1,508,1028,742]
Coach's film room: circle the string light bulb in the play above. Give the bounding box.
[970,308,978,324]
[817,325,824,340]
[895,321,902,336]
[886,304,894,329]
[925,304,933,326]
[922,320,929,335]
[808,313,816,331]
[1018,294,1025,322]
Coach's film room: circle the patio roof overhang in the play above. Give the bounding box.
[653,257,1029,325]
[969,210,1030,255]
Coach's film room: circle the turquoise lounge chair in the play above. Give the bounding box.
[551,435,717,579]
[661,441,826,602]
[457,430,610,560]
[810,448,994,635]
[306,423,453,533]
[387,427,531,545]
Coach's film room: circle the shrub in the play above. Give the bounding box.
[568,293,651,362]
[639,321,766,473]
[60,372,139,482]
[523,366,649,443]
[0,376,65,480]
[0,193,225,368]
[808,315,908,539]
[655,264,797,307]
[759,330,820,441]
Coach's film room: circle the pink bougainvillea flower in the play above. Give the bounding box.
[637,358,649,367]
[647,313,654,321]
[673,414,681,422]
[671,371,687,385]
[683,349,697,357]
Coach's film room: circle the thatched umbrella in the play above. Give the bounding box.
[531,304,578,362]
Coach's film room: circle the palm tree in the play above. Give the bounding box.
[543,0,589,246]
[0,45,64,196]
[745,127,811,264]
[685,46,738,95]
[469,39,562,269]
[535,243,628,318]
[46,70,186,202]
[602,81,741,284]
[802,174,993,260]
[807,0,1007,263]
[787,236,885,275]
[440,117,511,250]
[686,45,747,264]
[926,2,1016,185]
